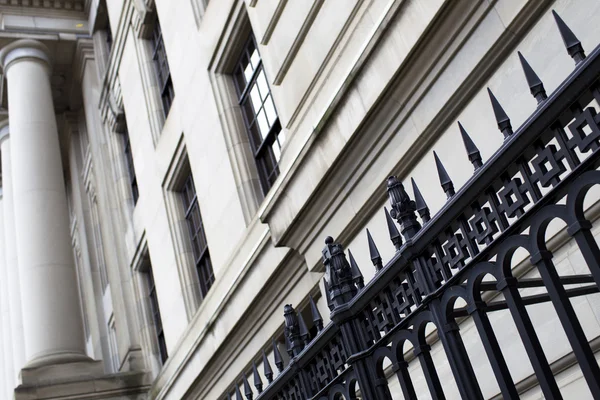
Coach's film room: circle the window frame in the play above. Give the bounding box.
[151,19,175,118]
[121,126,139,204]
[180,173,214,300]
[146,262,168,365]
[233,34,283,194]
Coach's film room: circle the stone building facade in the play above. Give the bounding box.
[0,0,598,399]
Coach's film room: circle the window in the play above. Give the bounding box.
[122,125,139,204]
[151,20,175,118]
[106,24,113,54]
[180,173,214,299]
[107,316,119,372]
[146,263,168,364]
[234,35,284,194]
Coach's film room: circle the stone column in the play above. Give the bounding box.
[0,39,89,368]
[0,124,26,382]
[0,182,10,398]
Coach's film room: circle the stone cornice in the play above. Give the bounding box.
[72,38,94,82]
[0,0,85,11]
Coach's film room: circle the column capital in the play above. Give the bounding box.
[0,39,52,74]
[0,120,9,145]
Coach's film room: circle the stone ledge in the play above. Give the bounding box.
[15,361,151,400]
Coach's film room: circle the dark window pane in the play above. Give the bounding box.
[146,263,167,364]
[151,20,175,118]
[236,35,283,194]
[180,173,214,302]
[122,126,139,204]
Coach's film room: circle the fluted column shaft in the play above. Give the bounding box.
[0,39,88,367]
[0,129,26,379]
[0,185,10,398]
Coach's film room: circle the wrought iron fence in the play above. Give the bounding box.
[223,10,600,400]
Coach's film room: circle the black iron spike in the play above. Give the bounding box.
[347,249,365,289]
[253,361,263,393]
[552,10,585,64]
[272,338,284,372]
[235,384,243,400]
[410,178,431,223]
[384,207,402,251]
[517,52,547,105]
[243,375,253,400]
[433,151,455,199]
[366,229,383,272]
[309,295,323,332]
[297,310,310,346]
[458,122,483,170]
[487,88,513,138]
[262,350,273,383]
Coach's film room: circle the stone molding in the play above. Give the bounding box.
[0,0,84,11]
[131,0,155,39]
[98,0,134,133]
[0,119,9,146]
[0,39,52,74]
[72,38,95,83]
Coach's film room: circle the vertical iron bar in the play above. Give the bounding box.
[531,251,600,396]
[393,360,418,399]
[469,303,519,399]
[498,278,563,399]
[414,343,446,400]
[570,222,600,288]
[430,300,484,400]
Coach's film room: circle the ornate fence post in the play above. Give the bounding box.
[323,237,387,400]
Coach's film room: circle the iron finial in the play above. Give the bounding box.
[284,304,304,357]
[487,88,513,138]
[433,151,455,199]
[262,350,273,383]
[235,384,243,400]
[517,52,547,105]
[252,362,263,393]
[272,338,284,372]
[387,176,421,240]
[347,249,365,289]
[384,207,402,251]
[243,374,253,400]
[458,122,483,170]
[297,310,310,346]
[410,178,430,223]
[366,229,383,272]
[309,295,323,332]
[322,237,358,306]
[552,10,585,64]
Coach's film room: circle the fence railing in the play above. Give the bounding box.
[223,10,600,400]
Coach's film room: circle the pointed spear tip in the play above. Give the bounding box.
[297,311,309,335]
[517,52,543,87]
[347,248,359,269]
[411,177,422,198]
[457,121,479,155]
[309,295,322,318]
[365,230,381,259]
[383,206,402,250]
[433,152,450,183]
[487,88,510,123]
[552,10,581,48]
